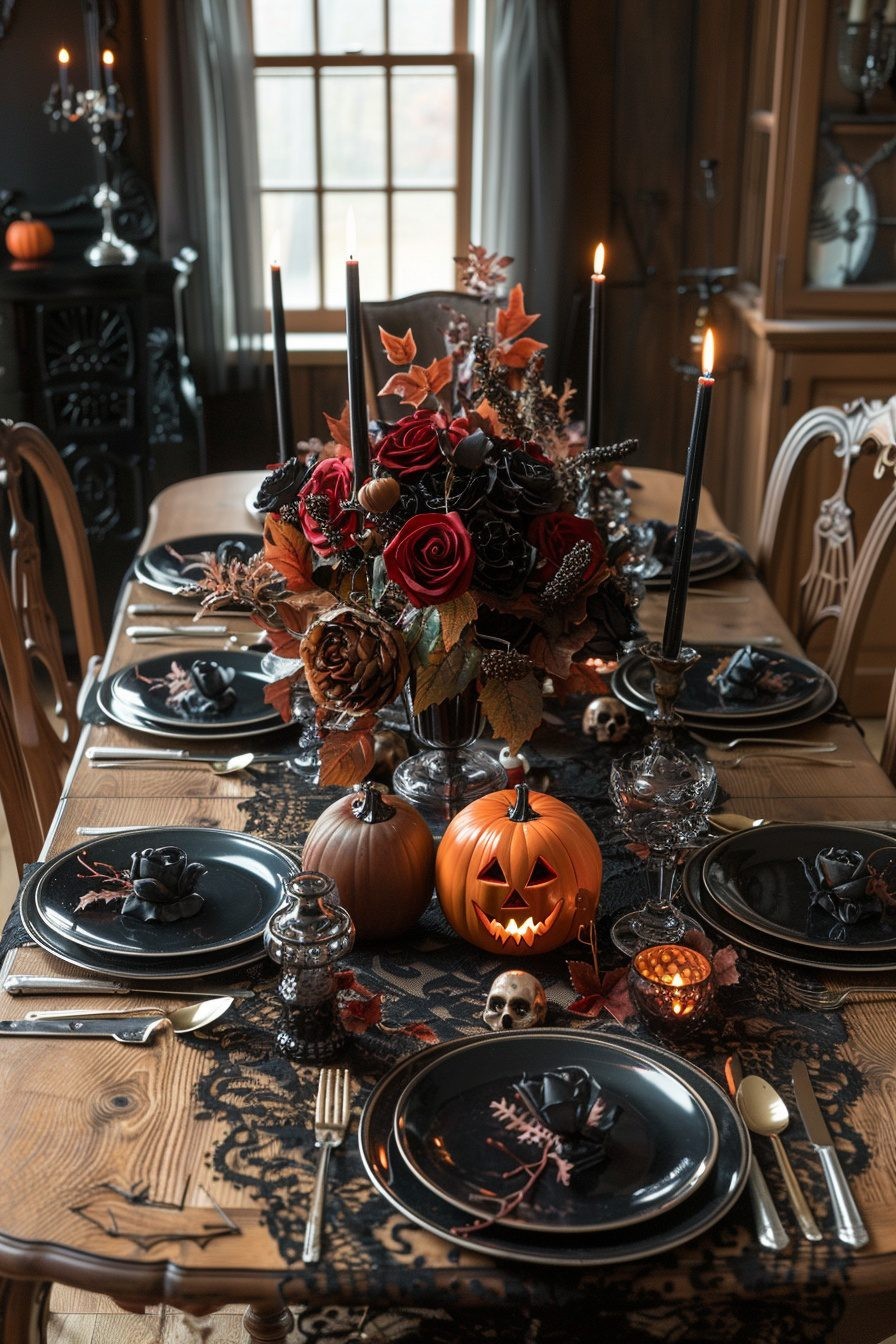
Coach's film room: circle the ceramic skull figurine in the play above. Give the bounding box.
[483,969,547,1031]
[582,696,630,744]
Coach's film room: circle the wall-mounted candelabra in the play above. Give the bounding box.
[44,45,137,266]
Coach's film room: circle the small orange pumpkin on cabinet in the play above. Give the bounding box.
[5,216,54,260]
[436,783,602,955]
[301,782,435,941]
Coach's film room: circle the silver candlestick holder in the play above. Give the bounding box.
[44,70,137,267]
[838,7,896,113]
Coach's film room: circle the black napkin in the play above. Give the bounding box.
[711,645,793,703]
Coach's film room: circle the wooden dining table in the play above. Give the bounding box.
[1,468,896,1344]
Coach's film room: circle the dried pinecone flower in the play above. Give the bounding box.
[299,606,410,716]
[180,549,286,620]
[540,540,594,613]
[481,649,533,681]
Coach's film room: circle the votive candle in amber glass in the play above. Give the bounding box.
[629,943,714,1036]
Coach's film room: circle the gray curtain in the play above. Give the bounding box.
[479,0,568,379]
[144,0,263,393]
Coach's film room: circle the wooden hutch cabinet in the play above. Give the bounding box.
[718,0,896,714]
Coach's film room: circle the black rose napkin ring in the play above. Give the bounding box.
[710,645,793,703]
[799,847,881,926]
[182,659,237,716]
[515,1065,620,1178]
[122,846,206,923]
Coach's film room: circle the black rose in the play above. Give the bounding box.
[514,1066,620,1177]
[414,464,495,517]
[254,457,311,513]
[489,444,562,518]
[800,848,880,926]
[469,514,537,597]
[181,659,237,716]
[123,846,206,924]
[583,579,639,658]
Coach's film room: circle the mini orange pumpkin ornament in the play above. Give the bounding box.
[436,783,602,955]
[5,216,54,260]
[301,781,435,941]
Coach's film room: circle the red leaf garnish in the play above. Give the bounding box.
[396,1022,440,1044]
[323,402,352,448]
[566,958,634,1025]
[318,728,375,786]
[263,674,296,723]
[263,513,314,593]
[377,364,431,408]
[497,335,548,369]
[341,993,384,1034]
[496,283,540,342]
[379,325,417,365]
[424,353,453,395]
[682,929,740,985]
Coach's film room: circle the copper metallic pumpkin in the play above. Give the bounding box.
[5,217,54,260]
[435,783,602,955]
[301,782,435,941]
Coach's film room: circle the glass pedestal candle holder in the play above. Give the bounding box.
[629,943,714,1037]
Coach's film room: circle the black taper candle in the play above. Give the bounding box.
[585,244,606,447]
[661,343,715,659]
[270,262,294,464]
[346,256,370,488]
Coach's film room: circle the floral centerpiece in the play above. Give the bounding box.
[191,247,639,788]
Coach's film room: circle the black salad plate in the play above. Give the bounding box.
[31,827,297,960]
[96,671,290,743]
[134,533,261,596]
[109,651,277,731]
[702,824,896,953]
[617,645,823,721]
[394,1032,718,1234]
[641,525,742,588]
[681,835,896,973]
[359,1031,750,1267]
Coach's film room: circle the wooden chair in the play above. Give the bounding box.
[360,290,488,419]
[882,670,896,786]
[0,420,105,819]
[755,396,896,706]
[0,632,49,872]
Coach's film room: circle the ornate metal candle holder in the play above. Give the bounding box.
[629,943,714,1037]
[44,65,136,266]
[837,7,896,113]
[641,640,701,745]
[264,871,355,1063]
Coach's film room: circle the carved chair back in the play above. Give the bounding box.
[0,554,54,861]
[882,670,896,787]
[360,290,488,419]
[755,397,896,703]
[0,420,105,780]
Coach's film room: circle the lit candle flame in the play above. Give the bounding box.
[102,48,114,67]
[346,207,357,260]
[671,974,684,987]
[270,231,281,270]
[702,328,715,376]
[58,47,70,64]
[593,242,605,277]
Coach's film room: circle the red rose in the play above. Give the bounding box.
[383,511,475,607]
[298,458,356,557]
[374,410,469,478]
[528,512,606,584]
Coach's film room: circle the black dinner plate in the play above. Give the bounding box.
[136,533,261,593]
[359,1030,750,1267]
[641,525,742,589]
[95,673,291,743]
[620,645,822,721]
[394,1032,718,1234]
[110,651,277,732]
[32,826,295,960]
[703,824,896,953]
[681,834,896,973]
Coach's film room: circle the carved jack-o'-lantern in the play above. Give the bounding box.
[436,783,602,955]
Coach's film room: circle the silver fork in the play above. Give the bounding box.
[691,732,837,751]
[708,752,853,769]
[786,984,896,1011]
[303,1067,351,1264]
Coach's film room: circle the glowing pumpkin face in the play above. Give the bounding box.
[436,784,602,955]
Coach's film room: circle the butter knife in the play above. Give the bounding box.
[3,974,253,1000]
[0,1016,166,1044]
[792,1060,869,1248]
[725,1054,790,1250]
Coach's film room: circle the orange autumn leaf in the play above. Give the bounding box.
[323,402,352,448]
[318,728,375,786]
[378,364,431,408]
[262,623,304,660]
[379,325,417,365]
[263,513,315,593]
[424,353,453,395]
[496,283,540,342]
[498,335,548,369]
[264,674,297,723]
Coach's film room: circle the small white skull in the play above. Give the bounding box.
[582,695,630,744]
[483,970,547,1032]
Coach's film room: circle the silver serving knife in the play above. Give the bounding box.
[0,1016,166,1045]
[792,1060,870,1248]
[725,1054,789,1251]
[3,974,253,1000]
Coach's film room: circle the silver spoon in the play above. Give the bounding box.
[736,1076,822,1241]
[90,751,261,775]
[27,996,235,1035]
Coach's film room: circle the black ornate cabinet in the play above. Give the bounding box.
[0,249,205,627]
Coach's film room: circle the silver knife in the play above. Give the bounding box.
[792,1060,870,1248]
[3,974,254,1000]
[125,624,229,637]
[725,1054,789,1250]
[0,1016,166,1044]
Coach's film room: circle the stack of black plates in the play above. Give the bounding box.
[683,823,896,973]
[642,524,744,590]
[611,644,836,736]
[97,649,285,742]
[134,533,261,597]
[20,827,295,981]
[359,1030,749,1266]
